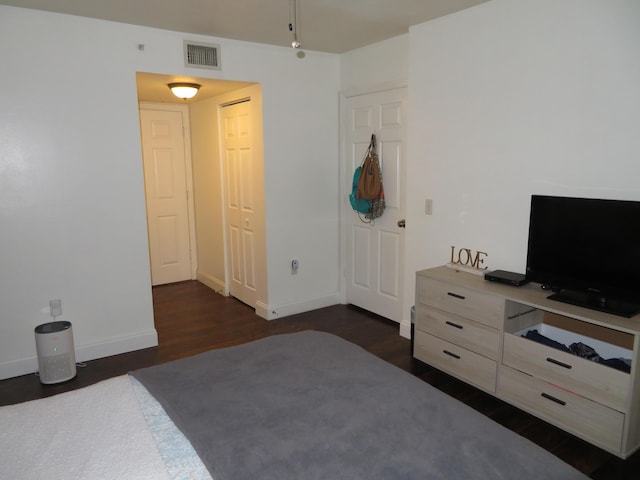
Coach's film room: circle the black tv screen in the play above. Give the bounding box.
[526,195,640,317]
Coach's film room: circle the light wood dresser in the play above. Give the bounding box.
[414,266,640,458]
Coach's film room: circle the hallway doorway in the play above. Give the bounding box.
[136,74,267,314]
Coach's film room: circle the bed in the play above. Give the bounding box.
[0,330,588,479]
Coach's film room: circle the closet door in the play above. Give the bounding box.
[223,100,256,307]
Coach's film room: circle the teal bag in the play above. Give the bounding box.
[349,166,371,214]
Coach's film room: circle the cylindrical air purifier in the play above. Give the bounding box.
[34,321,76,384]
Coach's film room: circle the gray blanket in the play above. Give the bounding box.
[131,331,587,480]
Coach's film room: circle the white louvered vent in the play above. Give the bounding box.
[184,40,221,70]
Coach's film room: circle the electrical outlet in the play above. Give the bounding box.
[291,259,299,274]
[50,299,62,318]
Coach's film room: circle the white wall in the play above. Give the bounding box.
[190,96,227,293]
[340,34,409,93]
[5,1,636,378]
[338,1,640,337]
[0,6,341,379]
[404,0,640,302]
[260,56,342,319]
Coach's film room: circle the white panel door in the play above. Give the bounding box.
[345,88,407,322]
[140,109,192,286]
[222,100,256,307]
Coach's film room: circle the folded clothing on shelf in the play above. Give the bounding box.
[522,330,631,373]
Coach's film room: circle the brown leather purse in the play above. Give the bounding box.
[356,134,382,201]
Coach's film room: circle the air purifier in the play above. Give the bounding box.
[34,321,76,384]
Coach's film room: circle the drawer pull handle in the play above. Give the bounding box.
[541,392,566,406]
[447,292,466,300]
[445,321,464,330]
[546,357,572,369]
[443,350,461,359]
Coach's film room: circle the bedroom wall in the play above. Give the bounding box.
[340,34,409,93]
[0,6,341,379]
[404,0,640,304]
[189,96,226,294]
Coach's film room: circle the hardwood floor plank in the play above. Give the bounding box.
[1,280,638,479]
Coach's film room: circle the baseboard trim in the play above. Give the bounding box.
[196,271,227,295]
[257,293,342,320]
[0,330,158,381]
[0,357,39,382]
[399,320,411,339]
[74,330,159,363]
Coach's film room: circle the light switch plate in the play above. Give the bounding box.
[425,199,433,215]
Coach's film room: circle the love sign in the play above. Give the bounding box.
[450,246,488,271]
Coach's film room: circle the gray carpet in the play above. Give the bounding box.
[132,331,587,480]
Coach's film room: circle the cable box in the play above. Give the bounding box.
[484,270,529,287]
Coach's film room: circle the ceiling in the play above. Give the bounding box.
[2,0,490,54]
[136,73,255,104]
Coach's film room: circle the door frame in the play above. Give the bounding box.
[339,81,411,337]
[139,102,198,281]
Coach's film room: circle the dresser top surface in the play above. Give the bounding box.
[417,266,640,335]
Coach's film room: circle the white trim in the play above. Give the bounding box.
[338,92,348,306]
[255,300,270,320]
[0,357,39,381]
[74,330,159,363]
[216,100,230,303]
[258,293,342,321]
[341,80,408,100]
[197,270,227,296]
[399,320,411,339]
[0,330,158,381]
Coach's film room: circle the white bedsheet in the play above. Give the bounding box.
[0,376,171,480]
[130,377,212,480]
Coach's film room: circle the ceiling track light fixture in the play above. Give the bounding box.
[289,0,301,49]
[168,82,201,100]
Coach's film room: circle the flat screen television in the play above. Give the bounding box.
[525,194,640,318]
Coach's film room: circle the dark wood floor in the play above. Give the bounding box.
[1,280,638,479]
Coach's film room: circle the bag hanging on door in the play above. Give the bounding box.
[366,185,386,220]
[356,134,382,201]
[349,166,371,214]
[354,133,386,224]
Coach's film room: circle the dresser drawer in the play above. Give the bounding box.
[414,330,497,393]
[498,365,624,454]
[416,307,500,360]
[416,276,503,328]
[503,333,629,412]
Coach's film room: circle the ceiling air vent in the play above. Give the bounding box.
[184,40,221,70]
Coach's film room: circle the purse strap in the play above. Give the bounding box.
[368,134,377,156]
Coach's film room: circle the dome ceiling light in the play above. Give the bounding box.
[168,82,201,100]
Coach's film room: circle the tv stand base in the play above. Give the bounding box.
[548,290,640,318]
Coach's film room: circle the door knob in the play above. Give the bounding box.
[397,219,406,228]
